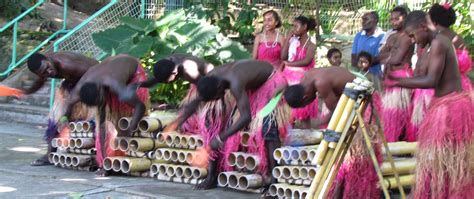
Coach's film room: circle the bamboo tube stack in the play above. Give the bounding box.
[381,142,417,189]
[264,129,322,198]
[104,113,178,177]
[49,120,97,171]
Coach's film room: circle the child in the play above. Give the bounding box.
[327,47,342,67]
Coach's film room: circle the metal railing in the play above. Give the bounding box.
[0,0,70,77]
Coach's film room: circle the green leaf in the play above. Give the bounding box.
[154,10,186,27]
[92,25,138,54]
[177,25,219,51]
[128,36,155,58]
[120,16,154,33]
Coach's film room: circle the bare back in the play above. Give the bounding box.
[50,52,99,82]
[76,54,139,89]
[169,54,214,83]
[209,60,275,91]
[428,35,462,96]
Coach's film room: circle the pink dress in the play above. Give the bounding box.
[456,48,472,91]
[282,44,318,121]
[256,42,282,68]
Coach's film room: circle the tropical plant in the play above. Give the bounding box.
[92,10,250,107]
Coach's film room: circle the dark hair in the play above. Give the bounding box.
[79,82,100,106]
[429,3,456,28]
[27,53,47,72]
[368,11,379,23]
[153,59,177,82]
[357,51,373,64]
[197,76,221,101]
[263,10,282,28]
[404,10,426,29]
[294,16,317,31]
[392,6,408,16]
[284,85,306,108]
[327,48,341,59]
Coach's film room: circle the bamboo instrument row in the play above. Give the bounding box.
[159,132,204,149]
[218,171,263,190]
[150,163,207,179]
[273,145,319,165]
[381,158,416,176]
[51,138,95,149]
[118,116,175,132]
[272,166,318,181]
[227,152,260,171]
[111,137,166,152]
[268,183,309,199]
[68,121,94,133]
[382,142,417,156]
[383,174,415,189]
[49,152,95,167]
[103,156,155,173]
[58,148,96,155]
[155,148,196,165]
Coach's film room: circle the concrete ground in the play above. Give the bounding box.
[0,121,259,199]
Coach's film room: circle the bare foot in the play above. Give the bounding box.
[194,176,217,190]
[95,168,110,177]
[31,155,53,166]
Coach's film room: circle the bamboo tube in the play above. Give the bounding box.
[192,167,207,179]
[299,167,308,179]
[240,131,250,147]
[188,136,197,149]
[313,83,352,165]
[381,158,416,175]
[284,187,292,198]
[245,154,260,171]
[155,149,164,160]
[291,167,300,179]
[272,166,283,179]
[138,117,163,132]
[196,139,204,148]
[157,164,167,176]
[170,150,179,162]
[156,174,203,185]
[273,148,283,162]
[119,138,130,152]
[299,149,308,162]
[66,155,74,166]
[67,148,96,155]
[59,154,66,165]
[268,183,280,196]
[166,165,176,176]
[228,172,245,188]
[184,167,193,179]
[382,142,417,155]
[172,135,181,147]
[71,155,92,167]
[150,164,159,176]
[218,172,229,187]
[175,166,184,178]
[82,121,92,132]
[48,153,54,164]
[282,166,291,179]
[238,174,262,189]
[290,148,300,162]
[277,178,311,186]
[76,121,84,132]
[285,129,323,146]
[52,153,60,164]
[69,122,77,132]
[282,148,291,162]
[127,151,156,159]
[383,174,415,189]
[51,138,58,148]
[121,158,152,173]
[228,152,238,167]
[128,138,165,152]
[163,149,172,161]
[118,117,133,131]
[178,151,187,163]
[112,158,122,172]
[128,171,150,177]
[75,138,95,149]
[165,134,178,147]
[133,131,158,139]
[110,137,119,151]
[69,138,77,148]
[236,153,246,170]
[179,136,188,148]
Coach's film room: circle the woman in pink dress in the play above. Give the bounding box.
[281,16,317,128]
[252,10,286,69]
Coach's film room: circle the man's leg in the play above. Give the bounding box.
[194,157,219,190]
[96,104,110,176]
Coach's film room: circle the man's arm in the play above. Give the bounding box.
[218,85,251,142]
[315,89,339,127]
[23,78,46,95]
[163,97,202,132]
[393,40,444,89]
[284,43,316,67]
[110,83,145,133]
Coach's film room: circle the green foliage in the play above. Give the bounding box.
[92,10,250,107]
[233,2,258,44]
[319,4,342,35]
[0,0,37,19]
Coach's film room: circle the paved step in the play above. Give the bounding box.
[0,103,49,125]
